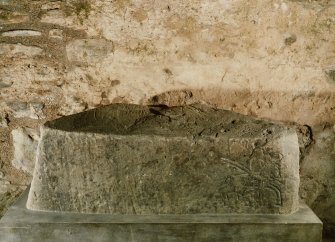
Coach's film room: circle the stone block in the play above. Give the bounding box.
[27,104,300,214]
[0,113,8,127]
[0,43,43,57]
[1,30,42,37]
[66,39,114,63]
[0,189,323,242]
[11,127,40,175]
[6,101,45,119]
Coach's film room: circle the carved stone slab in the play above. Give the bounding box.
[27,104,299,214]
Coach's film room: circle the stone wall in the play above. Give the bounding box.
[0,0,334,237]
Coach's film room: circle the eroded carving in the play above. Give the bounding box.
[27,104,299,214]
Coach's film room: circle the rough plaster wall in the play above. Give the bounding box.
[0,0,334,237]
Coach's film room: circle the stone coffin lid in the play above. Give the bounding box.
[27,104,300,214]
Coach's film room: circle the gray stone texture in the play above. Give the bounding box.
[27,104,299,214]
[0,189,323,242]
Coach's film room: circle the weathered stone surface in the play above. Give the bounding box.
[325,66,335,84]
[0,43,43,57]
[0,80,12,89]
[41,1,62,10]
[1,189,323,242]
[6,101,45,119]
[0,182,23,218]
[11,127,40,175]
[58,95,87,116]
[300,126,335,237]
[0,11,29,24]
[40,9,68,25]
[66,39,114,64]
[1,30,42,37]
[48,29,63,39]
[27,104,299,214]
[0,0,9,5]
[0,113,8,128]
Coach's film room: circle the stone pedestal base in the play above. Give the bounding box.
[0,189,322,242]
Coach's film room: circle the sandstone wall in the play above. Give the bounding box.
[0,0,334,237]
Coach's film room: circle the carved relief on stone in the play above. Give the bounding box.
[27,104,299,214]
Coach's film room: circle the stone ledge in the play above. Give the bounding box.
[0,189,322,242]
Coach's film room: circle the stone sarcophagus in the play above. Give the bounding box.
[27,104,300,214]
[1,104,322,242]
